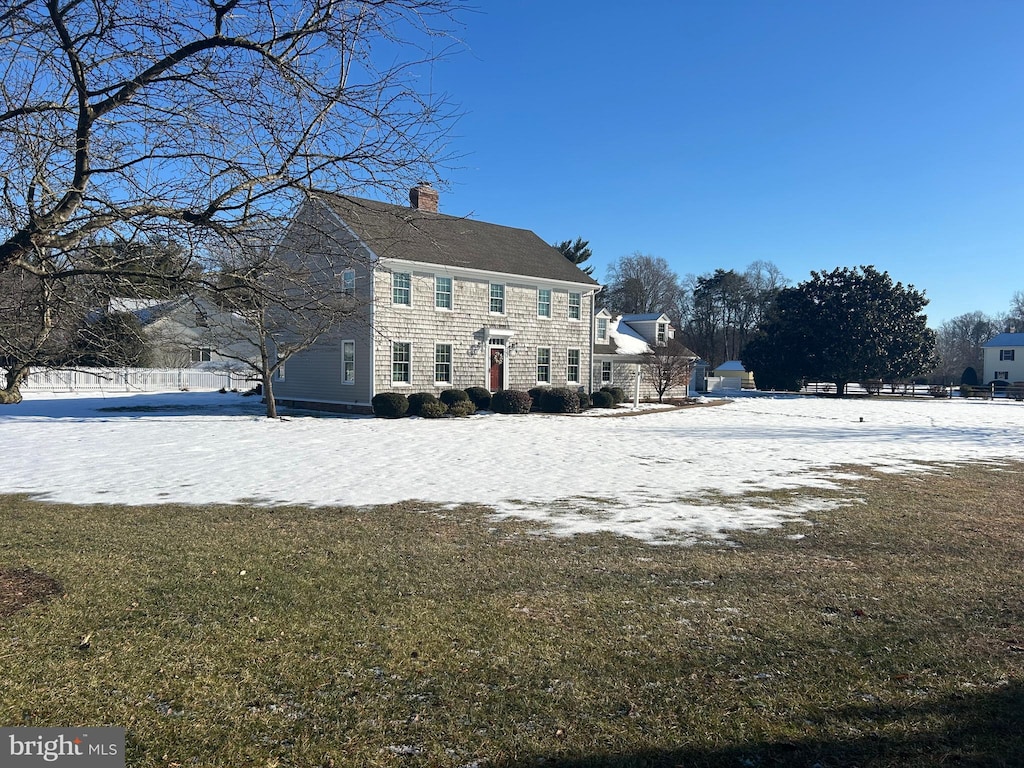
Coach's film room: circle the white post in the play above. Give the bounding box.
[633,364,641,409]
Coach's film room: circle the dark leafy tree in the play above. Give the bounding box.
[741,266,935,396]
[554,237,594,276]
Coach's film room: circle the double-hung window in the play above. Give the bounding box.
[393,272,411,306]
[489,283,505,314]
[601,361,612,384]
[1000,349,1016,361]
[392,342,411,384]
[435,344,452,384]
[568,292,581,320]
[657,322,667,344]
[567,349,581,384]
[342,269,356,297]
[342,340,355,384]
[537,348,551,383]
[435,276,452,309]
[191,347,212,363]
[596,317,608,342]
[537,288,551,318]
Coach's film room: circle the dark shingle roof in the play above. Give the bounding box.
[316,193,599,286]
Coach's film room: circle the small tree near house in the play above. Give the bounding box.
[640,340,697,403]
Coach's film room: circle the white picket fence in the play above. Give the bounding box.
[7,367,258,393]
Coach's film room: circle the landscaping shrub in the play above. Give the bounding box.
[928,385,948,399]
[464,386,492,411]
[371,392,409,418]
[447,400,476,417]
[407,392,440,417]
[577,390,591,410]
[491,389,532,414]
[439,388,470,407]
[540,387,580,414]
[1010,382,1024,402]
[959,385,974,399]
[601,385,625,405]
[591,390,615,408]
[528,387,548,411]
[418,400,449,419]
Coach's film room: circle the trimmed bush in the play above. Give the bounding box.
[601,385,625,405]
[407,392,440,417]
[465,386,492,410]
[577,390,591,410]
[540,387,580,414]
[448,400,476,417]
[959,385,975,399]
[528,387,548,411]
[371,392,409,418]
[491,389,533,414]
[591,390,615,408]
[439,388,470,407]
[418,400,449,418]
[1010,382,1024,402]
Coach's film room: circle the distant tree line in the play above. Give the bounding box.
[597,249,1024,392]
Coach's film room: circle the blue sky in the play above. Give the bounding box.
[420,0,1023,326]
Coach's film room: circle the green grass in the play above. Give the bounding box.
[1,463,1023,767]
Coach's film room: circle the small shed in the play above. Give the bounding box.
[711,360,755,389]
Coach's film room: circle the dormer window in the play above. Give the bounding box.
[656,322,667,344]
[596,317,608,342]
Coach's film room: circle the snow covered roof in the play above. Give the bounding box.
[608,316,652,355]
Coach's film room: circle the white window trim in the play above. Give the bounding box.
[342,269,356,297]
[601,360,612,384]
[434,342,453,385]
[568,291,582,321]
[392,272,412,307]
[537,287,552,319]
[596,317,608,342]
[536,347,551,384]
[435,275,453,311]
[391,341,412,386]
[489,282,506,315]
[567,348,581,385]
[342,339,355,385]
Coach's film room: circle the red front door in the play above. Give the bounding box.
[489,347,504,391]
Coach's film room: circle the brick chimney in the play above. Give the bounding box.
[409,181,438,213]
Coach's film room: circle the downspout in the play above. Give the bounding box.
[589,285,603,393]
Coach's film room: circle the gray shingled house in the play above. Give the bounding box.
[273,183,600,412]
[592,311,696,401]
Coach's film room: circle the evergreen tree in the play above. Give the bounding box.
[741,266,935,395]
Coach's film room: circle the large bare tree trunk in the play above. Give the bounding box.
[0,366,28,404]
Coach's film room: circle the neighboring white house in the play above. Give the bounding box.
[272,184,601,412]
[982,332,1024,385]
[592,311,696,401]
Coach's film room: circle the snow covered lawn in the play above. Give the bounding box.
[2,390,1022,543]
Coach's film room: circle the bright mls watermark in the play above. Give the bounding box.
[1,728,124,767]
